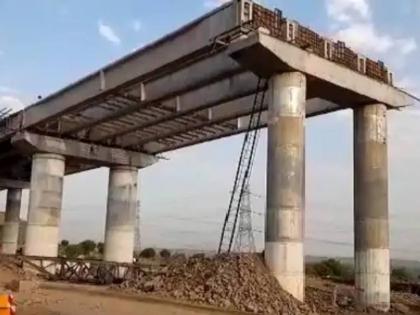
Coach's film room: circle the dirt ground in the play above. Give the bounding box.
[9,279,420,315]
[17,287,239,315]
[0,263,240,315]
[1,258,420,315]
[305,276,420,314]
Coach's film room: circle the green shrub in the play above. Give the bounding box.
[307,259,354,281]
[64,244,82,258]
[79,240,96,255]
[97,242,104,255]
[160,249,171,259]
[392,267,412,282]
[139,248,156,258]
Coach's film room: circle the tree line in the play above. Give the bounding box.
[59,240,171,260]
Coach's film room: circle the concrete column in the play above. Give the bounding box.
[1,189,22,254]
[104,166,138,263]
[24,153,65,257]
[265,72,306,301]
[354,103,389,311]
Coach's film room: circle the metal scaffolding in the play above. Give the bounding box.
[218,78,267,253]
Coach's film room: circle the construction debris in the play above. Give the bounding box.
[117,253,420,314]
[118,253,314,314]
[2,253,420,314]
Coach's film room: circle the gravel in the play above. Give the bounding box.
[118,253,315,314]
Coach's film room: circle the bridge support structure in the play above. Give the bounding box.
[9,132,155,262]
[24,153,65,258]
[1,188,22,254]
[265,71,306,302]
[354,103,390,311]
[103,166,138,263]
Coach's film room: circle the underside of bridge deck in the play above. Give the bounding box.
[0,1,412,182]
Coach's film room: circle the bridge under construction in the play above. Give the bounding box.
[0,0,415,312]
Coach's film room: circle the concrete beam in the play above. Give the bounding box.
[122,96,261,148]
[86,72,259,142]
[145,98,341,154]
[55,47,347,145]
[11,132,157,168]
[228,31,415,108]
[61,53,243,136]
[0,178,30,189]
[1,2,239,137]
[121,96,340,148]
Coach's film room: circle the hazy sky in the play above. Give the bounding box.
[0,0,419,260]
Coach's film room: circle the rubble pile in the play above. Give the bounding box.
[0,255,26,278]
[117,254,420,314]
[119,253,314,314]
[305,284,356,314]
[305,278,413,315]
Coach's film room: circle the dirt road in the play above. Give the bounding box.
[18,286,239,315]
[0,263,239,315]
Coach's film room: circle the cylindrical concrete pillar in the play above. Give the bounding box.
[354,103,389,311]
[104,166,138,263]
[265,72,306,301]
[1,189,22,254]
[24,153,65,257]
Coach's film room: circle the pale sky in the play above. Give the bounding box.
[0,0,419,260]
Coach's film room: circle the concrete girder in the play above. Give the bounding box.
[120,96,260,148]
[0,2,239,138]
[53,48,352,146]
[228,31,415,108]
[61,53,243,136]
[145,118,246,153]
[145,97,343,154]
[0,178,30,189]
[11,132,157,168]
[88,71,260,143]
[121,96,340,149]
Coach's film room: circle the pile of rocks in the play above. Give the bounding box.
[119,253,315,314]
[0,255,26,278]
[305,279,413,315]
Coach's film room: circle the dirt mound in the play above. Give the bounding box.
[305,277,417,314]
[0,255,25,276]
[119,253,314,314]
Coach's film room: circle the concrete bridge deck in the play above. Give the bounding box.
[0,0,412,183]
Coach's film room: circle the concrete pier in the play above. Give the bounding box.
[1,189,22,254]
[24,153,65,257]
[354,103,390,311]
[104,166,138,263]
[265,72,306,301]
